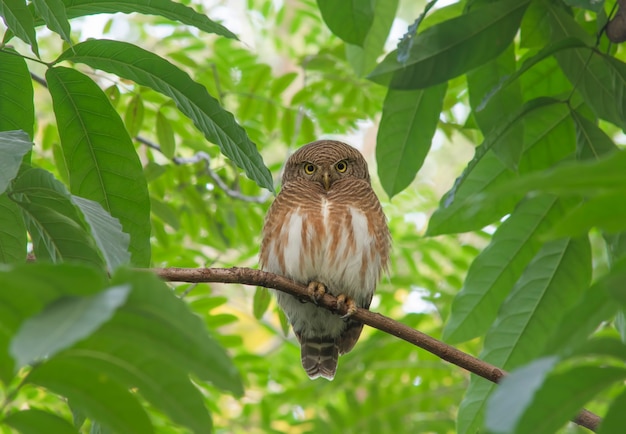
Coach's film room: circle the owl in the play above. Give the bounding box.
[260,140,391,380]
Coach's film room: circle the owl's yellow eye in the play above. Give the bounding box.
[304,163,316,174]
[335,160,348,173]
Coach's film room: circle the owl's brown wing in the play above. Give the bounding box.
[296,332,339,380]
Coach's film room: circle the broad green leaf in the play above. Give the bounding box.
[545,256,626,355]
[10,168,105,267]
[547,4,626,130]
[33,0,71,43]
[57,0,237,39]
[124,94,144,138]
[489,365,626,434]
[482,148,626,199]
[0,130,33,194]
[3,409,80,434]
[457,377,493,434]
[27,357,154,434]
[0,49,34,137]
[467,45,524,170]
[10,285,130,368]
[345,0,398,76]
[486,356,560,434]
[156,110,176,159]
[599,388,626,434]
[572,110,618,160]
[0,263,106,383]
[458,238,590,432]
[253,286,271,319]
[46,66,151,266]
[110,268,244,396]
[468,44,521,134]
[550,192,626,237]
[0,0,39,56]
[71,195,131,270]
[564,0,604,12]
[443,196,571,343]
[428,100,575,235]
[484,237,590,366]
[64,344,213,433]
[56,40,274,192]
[317,0,374,46]
[0,193,27,263]
[572,337,626,360]
[368,0,530,89]
[477,37,587,112]
[376,83,446,197]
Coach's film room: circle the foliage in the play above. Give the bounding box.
[0,0,626,433]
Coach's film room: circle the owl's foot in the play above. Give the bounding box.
[336,294,357,319]
[307,281,326,304]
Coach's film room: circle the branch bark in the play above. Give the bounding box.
[154,266,601,432]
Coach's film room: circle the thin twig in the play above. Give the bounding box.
[136,136,271,203]
[154,266,601,433]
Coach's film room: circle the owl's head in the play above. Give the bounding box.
[282,140,371,191]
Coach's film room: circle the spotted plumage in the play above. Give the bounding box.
[259,140,391,380]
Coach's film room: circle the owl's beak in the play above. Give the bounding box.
[322,171,331,191]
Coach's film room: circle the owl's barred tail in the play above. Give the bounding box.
[300,337,339,381]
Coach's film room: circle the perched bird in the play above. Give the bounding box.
[260,140,390,380]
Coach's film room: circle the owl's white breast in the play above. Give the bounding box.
[267,199,380,306]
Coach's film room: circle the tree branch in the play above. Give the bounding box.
[154,266,601,432]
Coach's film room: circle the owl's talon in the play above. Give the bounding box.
[336,294,357,319]
[307,281,326,304]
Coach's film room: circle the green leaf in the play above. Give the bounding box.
[3,409,80,434]
[468,44,521,134]
[71,195,131,270]
[484,356,558,433]
[110,268,244,396]
[484,148,626,199]
[64,346,213,433]
[10,285,130,368]
[58,0,237,39]
[550,192,626,237]
[27,357,154,434]
[484,237,590,366]
[443,196,571,343]
[46,66,151,266]
[253,286,271,319]
[0,130,34,194]
[56,40,274,192]
[345,0,398,76]
[547,5,626,130]
[123,94,144,138]
[316,0,374,46]
[376,83,447,198]
[10,168,105,267]
[0,263,107,384]
[477,37,587,113]
[0,0,39,56]
[156,110,176,159]
[368,0,530,89]
[572,110,618,160]
[458,237,590,431]
[546,256,626,355]
[489,364,626,434]
[427,100,576,235]
[0,193,27,263]
[33,0,71,43]
[0,49,35,137]
[564,0,604,12]
[599,388,626,434]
